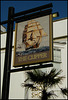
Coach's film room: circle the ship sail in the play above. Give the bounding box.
[22,20,47,50]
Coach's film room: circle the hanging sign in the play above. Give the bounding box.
[13,14,53,67]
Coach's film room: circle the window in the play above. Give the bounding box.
[54,49,61,62]
[53,48,62,71]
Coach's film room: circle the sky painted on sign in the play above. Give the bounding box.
[1,1,67,29]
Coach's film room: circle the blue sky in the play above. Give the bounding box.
[1,1,67,29]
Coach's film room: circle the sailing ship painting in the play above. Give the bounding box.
[23,20,48,50]
[16,19,49,56]
[13,15,53,66]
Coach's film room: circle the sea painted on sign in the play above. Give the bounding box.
[16,46,49,56]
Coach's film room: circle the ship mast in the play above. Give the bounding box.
[23,20,47,50]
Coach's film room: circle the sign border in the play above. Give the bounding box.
[13,14,53,67]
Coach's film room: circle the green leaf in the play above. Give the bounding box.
[61,88,68,96]
[22,83,36,89]
[23,68,66,99]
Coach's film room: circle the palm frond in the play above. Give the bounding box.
[52,69,63,77]
[46,68,62,79]
[46,76,64,88]
[27,70,45,83]
[41,69,64,87]
[46,68,57,79]
[41,90,57,99]
[47,90,58,98]
[34,69,41,75]
[23,68,66,99]
[51,76,64,84]
[24,77,29,82]
[21,83,36,90]
[27,71,37,82]
[49,68,56,75]
[34,69,45,78]
[60,88,68,96]
[26,68,64,87]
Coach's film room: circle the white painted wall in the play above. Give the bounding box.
[9,72,26,99]
[53,19,67,38]
[1,18,68,99]
[0,25,6,32]
[1,31,15,48]
[27,39,67,99]
[1,19,68,49]
[1,50,5,95]
[1,49,26,99]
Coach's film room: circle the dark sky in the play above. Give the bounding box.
[1,1,67,29]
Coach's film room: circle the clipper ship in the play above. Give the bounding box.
[22,20,47,50]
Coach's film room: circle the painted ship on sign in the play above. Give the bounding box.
[22,20,48,50]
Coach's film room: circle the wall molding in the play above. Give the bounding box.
[0,35,68,51]
[53,35,68,40]
[0,17,68,35]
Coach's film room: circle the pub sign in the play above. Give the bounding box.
[13,14,53,67]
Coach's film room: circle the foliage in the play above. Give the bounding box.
[22,68,68,100]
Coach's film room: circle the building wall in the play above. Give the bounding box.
[27,38,67,99]
[1,18,68,99]
[0,25,6,32]
[53,18,67,38]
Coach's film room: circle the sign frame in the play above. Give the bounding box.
[13,14,53,67]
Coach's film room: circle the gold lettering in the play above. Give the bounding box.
[34,54,38,59]
[23,56,27,61]
[21,52,48,61]
[28,55,33,60]
[41,53,47,58]
[18,57,23,62]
